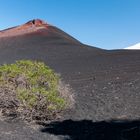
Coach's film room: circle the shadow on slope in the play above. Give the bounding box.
[41,119,140,140]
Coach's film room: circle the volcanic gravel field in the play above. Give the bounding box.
[0,20,140,140]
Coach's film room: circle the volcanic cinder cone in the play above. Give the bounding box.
[0,19,81,44]
[0,19,140,140]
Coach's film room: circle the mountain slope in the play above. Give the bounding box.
[0,19,82,45]
[0,19,140,140]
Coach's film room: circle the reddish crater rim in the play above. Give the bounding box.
[25,19,48,26]
[0,19,50,38]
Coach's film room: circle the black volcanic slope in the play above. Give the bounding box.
[0,20,140,140]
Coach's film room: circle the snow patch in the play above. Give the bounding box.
[124,43,140,50]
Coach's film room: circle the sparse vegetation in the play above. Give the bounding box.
[0,60,72,122]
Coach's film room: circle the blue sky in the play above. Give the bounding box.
[0,0,140,49]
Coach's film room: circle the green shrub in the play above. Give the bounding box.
[0,60,66,122]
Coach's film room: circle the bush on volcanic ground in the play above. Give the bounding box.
[0,60,67,122]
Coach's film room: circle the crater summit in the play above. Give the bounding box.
[0,19,49,38]
[24,19,48,27]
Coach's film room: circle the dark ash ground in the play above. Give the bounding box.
[0,27,140,140]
